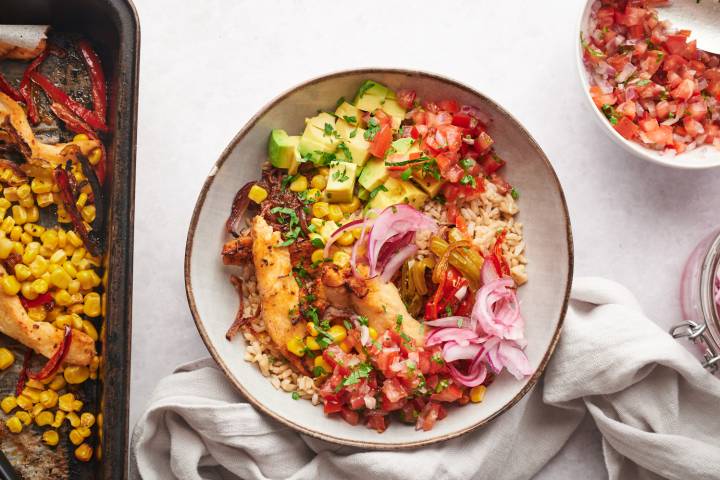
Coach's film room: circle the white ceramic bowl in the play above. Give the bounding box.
[577,1,720,169]
[185,69,573,448]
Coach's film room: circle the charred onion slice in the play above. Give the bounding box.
[15,349,32,396]
[28,325,72,380]
[77,149,105,244]
[53,165,101,257]
[225,181,255,237]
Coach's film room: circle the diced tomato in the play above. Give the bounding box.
[639,117,660,132]
[683,116,705,136]
[438,99,460,113]
[615,100,636,120]
[324,400,343,414]
[340,408,360,425]
[614,116,640,140]
[398,402,417,424]
[655,100,670,120]
[480,152,505,175]
[663,54,688,72]
[665,34,688,55]
[590,86,617,108]
[411,109,428,126]
[375,349,399,376]
[369,123,393,158]
[622,6,646,27]
[397,89,416,110]
[596,7,615,27]
[415,401,442,432]
[455,213,467,233]
[474,131,494,154]
[639,50,663,75]
[430,383,464,402]
[607,54,630,72]
[687,100,708,121]
[381,394,406,412]
[373,109,393,127]
[645,124,674,146]
[422,100,439,113]
[451,112,472,128]
[435,151,463,183]
[627,24,644,40]
[670,78,695,101]
[366,414,388,433]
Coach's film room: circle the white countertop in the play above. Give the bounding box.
[129,0,720,477]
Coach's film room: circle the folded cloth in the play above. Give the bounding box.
[130,278,720,480]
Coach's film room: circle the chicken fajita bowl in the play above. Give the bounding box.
[186,70,572,448]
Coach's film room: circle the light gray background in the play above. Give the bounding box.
[130,0,720,477]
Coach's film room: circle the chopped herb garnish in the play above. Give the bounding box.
[310,237,325,248]
[445,305,453,316]
[312,366,326,377]
[601,104,619,125]
[281,174,296,189]
[511,187,520,200]
[337,142,353,162]
[349,129,358,138]
[331,164,350,183]
[271,207,304,246]
[291,392,300,400]
[357,82,375,98]
[323,123,340,139]
[357,316,369,326]
[343,319,353,330]
[460,174,477,187]
[343,115,357,125]
[364,117,380,141]
[459,158,475,171]
[369,184,388,200]
[400,167,413,181]
[341,363,373,387]
[335,96,346,108]
[435,378,449,393]
[431,352,445,365]
[395,314,403,331]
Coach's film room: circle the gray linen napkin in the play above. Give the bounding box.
[130,277,720,480]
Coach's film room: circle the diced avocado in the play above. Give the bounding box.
[357,187,370,201]
[298,113,341,164]
[335,119,371,168]
[412,171,445,197]
[368,177,428,212]
[325,161,357,203]
[380,98,406,130]
[320,221,339,243]
[354,80,396,114]
[358,158,389,192]
[335,102,361,126]
[268,129,301,171]
[391,137,415,156]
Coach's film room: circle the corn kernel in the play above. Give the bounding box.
[75,443,93,462]
[9,225,20,241]
[332,251,350,268]
[327,204,343,223]
[66,411,80,427]
[80,412,95,428]
[1,395,17,413]
[51,410,65,428]
[286,336,305,357]
[305,322,319,337]
[470,385,486,403]
[87,147,102,166]
[81,205,96,223]
[22,241,40,264]
[31,178,52,194]
[27,306,46,321]
[58,393,77,412]
[310,217,324,230]
[20,232,32,245]
[12,205,28,225]
[31,278,48,294]
[289,175,308,192]
[64,365,90,385]
[73,134,90,142]
[5,416,22,433]
[368,326,378,340]
[40,229,58,249]
[36,192,53,208]
[339,197,361,214]
[305,188,321,202]
[22,387,41,403]
[49,249,66,265]
[69,428,84,445]
[16,394,33,411]
[305,336,321,350]
[310,174,327,190]
[4,187,18,202]
[16,184,30,199]
[67,231,83,248]
[327,325,347,343]
[339,340,352,353]
[82,320,99,341]
[42,430,59,446]
[75,192,88,208]
[76,426,91,439]
[31,403,44,417]
[76,270,94,290]
[21,281,38,300]
[26,206,38,223]
[0,217,14,234]
[313,356,331,375]
[0,347,14,369]
[48,375,66,391]
[0,275,20,295]
[83,292,101,317]
[15,411,31,426]
[311,249,325,264]
[57,230,67,248]
[50,267,72,290]
[0,237,12,258]
[0,198,9,209]
[35,411,54,427]
[335,231,355,247]
[11,241,22,255]
[26,378,44,389]
[68,304,84,315]
[29,256,47,277]
[312,202,329,218]
[13,264,30,282]
[68,279,80,295]
[39,389,58,409]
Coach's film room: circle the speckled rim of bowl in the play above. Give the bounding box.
[576,1,720,170]
[184,68,574,449]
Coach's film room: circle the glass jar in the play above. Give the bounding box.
[674,229,720,373]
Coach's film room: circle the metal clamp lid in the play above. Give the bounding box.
[670,320,720,373]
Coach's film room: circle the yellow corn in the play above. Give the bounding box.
[26,206,38,223]
[42,430,59,446]
[35,411,54,427]
[76,192,88,208]
[67,231,83,247]
[49,249,66,264]
[12,205,28,225]
[21,387,41,403]
[66,411,80,428]
[16,184,30,199]
[88,148,102,166]
[16,394,33,411]
[75,443,93,462]
[4,187,18,202]
[80,412,95,428]
[58,393,77,412]
[312,201,329,218]
[0,237,12,258]
[83,292,101,317]
[248,185,268,204]
[368,326,378,340]
[22,241,40,263]
[69,428,84,445]
[31,403,44,418]
[21,282,38,300]
[286,336,305,357]
[19,232,31,244]
[339,197,361,214]
[50,267,72,289]
[305,322,319,337]
[311,249,325,264]
[0,198,9,209]
[26,378,44,389]
[82,320,99,341]
[9,225,20,241]
[305,188,321,202]
[310,174,327,190]
[27,306,46,321]
[0,217,14,233]
[470,385,486,403]
[1,395,17,414]
[313,355,331,375]
[48,375,66,391]
[0,347,14,369]
[36,192,54,208]
[40,229,58,249]
[332,251,350,268]
[11,242,22,255]
[327,325,347,343]
[68,279,81,295]
[310,217,324,230]
[29,256,48,277]
[289,175,307,192]
[57,229,67,248]
[73,134,90,142]
[13,264,30,281]
[81,205,96,223]
[335,231,355,247]
[31,178,52,194]
[305,336,321,351]
[327,204,343,223]
[76,270,94,289]
[5,416,22,433]
[31,278,48,294]
[39,389,59,409]
[64,366,90,384]
[52,410,65,428]
[63,261,78,279]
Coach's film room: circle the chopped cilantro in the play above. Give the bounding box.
[310,237,325,248]
[337,142,353,162]
[343,115,357,125]
[460,174,477,187]
[431,352,445,365]
[349,129,358,138]
[395,314,403,331]
[459,158,475,171]
[400,167,413,181]
[281,175,296,189]
[435,379,449,393]
[511,187,520,200]
[357,316,369,326]
[341,363,373,387]
[357,82,375,98]
[601,104,619,125]
[312,366,326,377]
[364,117,380,141]
[335,96,346,108]
[369,184,388,200]
[291,392,300,400]
[332,164,350,183]
[323,123,340,139]
[445,305,453,316]
[343,319,353,330]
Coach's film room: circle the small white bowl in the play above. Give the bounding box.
[577,1,720,169]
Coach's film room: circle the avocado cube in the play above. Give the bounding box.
[390,137,415,156]
[268,129,301,171]
[380,98,406,130]
[412,171,445,197]
[298,114,341,164]
[368,177,428,212]
[358,158,389,192]
[335,102,361,126]
[325,161,357,203]
[307,112,338,130]
[354,80,398,116]
[335,120,370,168]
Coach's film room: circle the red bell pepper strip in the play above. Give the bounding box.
[30,71,108,132]
[77,40,107,124]
[19,292,55,311]
[53,166,101,257]
[28,326,72,381]
[15,349,32,396]
[49,102,95,136]
[491,230,511,277]
[18,50,50,124]
[0,73,22,102]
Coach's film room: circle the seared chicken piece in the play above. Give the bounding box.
[0,268,95,365]
[251,215,306,370]
[319,264,425,346]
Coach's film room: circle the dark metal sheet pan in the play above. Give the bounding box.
[0,1,138,478]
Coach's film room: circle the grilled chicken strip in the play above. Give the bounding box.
[319,264,425,346]
[251,215,306,371]
[0,268,95,365]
